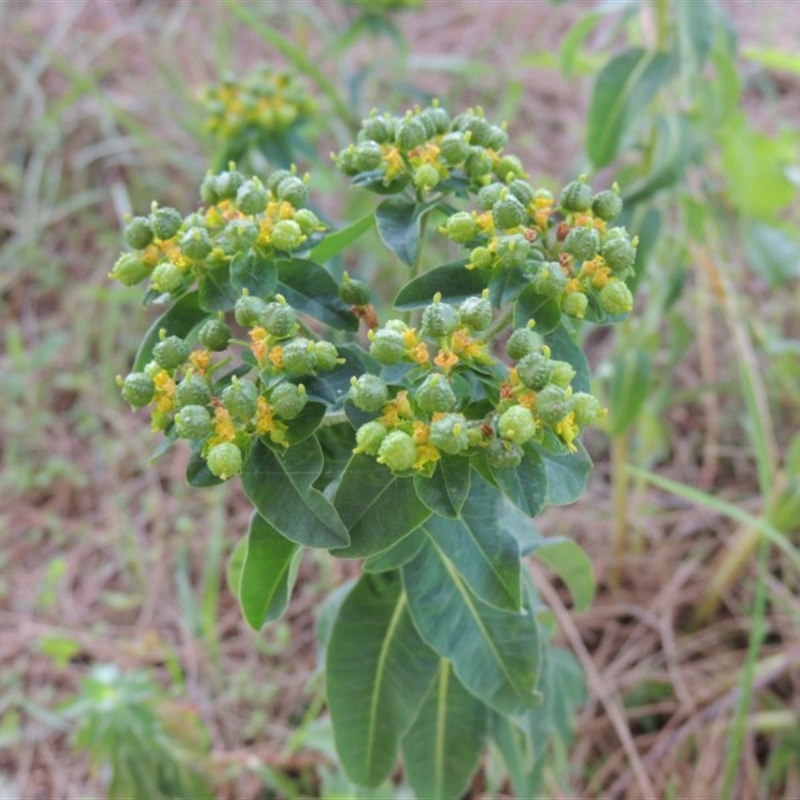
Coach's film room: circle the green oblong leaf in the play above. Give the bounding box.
[327,571,438,787]
[402,537,540,716]
[331,455,431,558]
[533,440,592,506]
[133,291,207,371]
[487,444,547,518]
[587,47,675,169]
[401,660,488,800]
[413,455,471,518]
[198,262,238,311]
[394,261,486,309]
[514,285,561,333]
[277,259,358,331]
[230,250,278,297]
[528,536,595,612]
[238,512,301,629]
[242,437,349,548]
[423,474,522,612]
[310,213,375,263]
[545,322,590,394]
[364,528,426,573]
[375,199,424,266]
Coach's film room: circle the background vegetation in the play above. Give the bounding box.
[1,0,800,797]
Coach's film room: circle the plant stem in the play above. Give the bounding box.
[611,429,630,587]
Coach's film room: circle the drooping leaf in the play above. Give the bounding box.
[676,0,717,70]
[331,455,431,558]
[133,291,207,371]
[528,536,595,611]
[544,322,590,394]
[423,475,522,612]
[401,660,488,800]
[198,263,239,311]
[242,437,350,548]
[514,285,561,334]
[281,401,327,446]
[230,250,278,297]
[744,221,800,288]
[587,47,675,168]
[375,198,438,266]
[277,259,358,330]
[560,12,604,77]
[238,512,301,629]
[413,455,471,518]
[393,260,484,309]
[185,444,223,488]
[533,440,592,506]
[364,528,426,573]
[327,571,438,787]
[310,213,375,264]
[488,264,536,309]
[402,537,540,716]
[606,348,652,435]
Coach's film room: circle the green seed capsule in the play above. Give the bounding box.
[486,438,524,469]
[110,252,150,286]
[293,208,323,235]
[496,234,531,269]
[602,236,637,274]
[470,246,494,270]
[493,154,525,181]
[221,378,259,421]
[353,141,383,172]
[336,147,360,177]
[430,413,470,455]
[214,170,245,201]
[598,280,633,315]
[355,420,388,455]
[560,180,593,213]
[464,149,493,181]
[423,105,450,134]
[462,116,492,148]
[517,352,552,391]
[266,169,293,195]
[200,173,222,206]
[562,291,589,320]
[535,384,571,425]
[370,328,407,365]
[438,132,471,165]
[180,227,212,261]
[507,179,534,207]
[271,219,305,252]
[339,276,372,306]
[198,318,231,351]
[445,212,479,244]
[270,382,308,420]
[421,300,459,339]
[396,116,427,151]
[377,430,417,472]
[225,218,259,250]
[486,125,509,151]
[348,374,388,413]
[120,372,156,407]
[417,109,437,139]
[174,375,212,408]
[236,178,269,215]
[477,182,505,211]
[506,328,543,361]
[311,341,339,372]
[124,216,154,250]
[498,405,536,445]
[572,392,603,426]
[591,189,623,222]
[235,295,267,328]
[361,115,393,144]
[261,302,297,338]
[150,261,184,294]
[153,335,190,370]
[492,196,526,230]
[414,164,440,191]
[175,404,213,439]
[564,226,600,261]
[206,442,243,480]
[458,295,492,331]
[151,207,183,240]
[550,360,576,389]
[415,373,457,416]
[276,176,308,207]
[532,263,568,297]
[281,337,316,377]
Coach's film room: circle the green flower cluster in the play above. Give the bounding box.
[334,104,521,193]
[203,69,315,139]
[109,166,324,296]
[440,177,636,321]
[347,294,603,475]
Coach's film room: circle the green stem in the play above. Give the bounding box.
[224,0,359,133]
[611,429,629,587]
[483,304,514,343]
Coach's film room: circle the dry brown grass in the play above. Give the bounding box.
[2,1,800,798]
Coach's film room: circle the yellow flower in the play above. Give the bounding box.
[212,406,237,442]
[555,411,580,452]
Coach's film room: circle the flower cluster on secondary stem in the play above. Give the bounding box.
[203,68,315,140]
[347,293,604,475]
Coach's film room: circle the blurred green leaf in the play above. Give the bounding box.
[394,260,485,309]
[675,0,716,70]
[744,221,800,288]
[560,12,604,77]
[529,537,595,611]
[743,46,800,75]
[310,213,375,263]
[375,198,438,266]
[606,348,652,435]
[587,47,675,168]
[533,440,592,506]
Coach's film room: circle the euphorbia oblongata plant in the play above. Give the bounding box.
[112,101,637,797]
